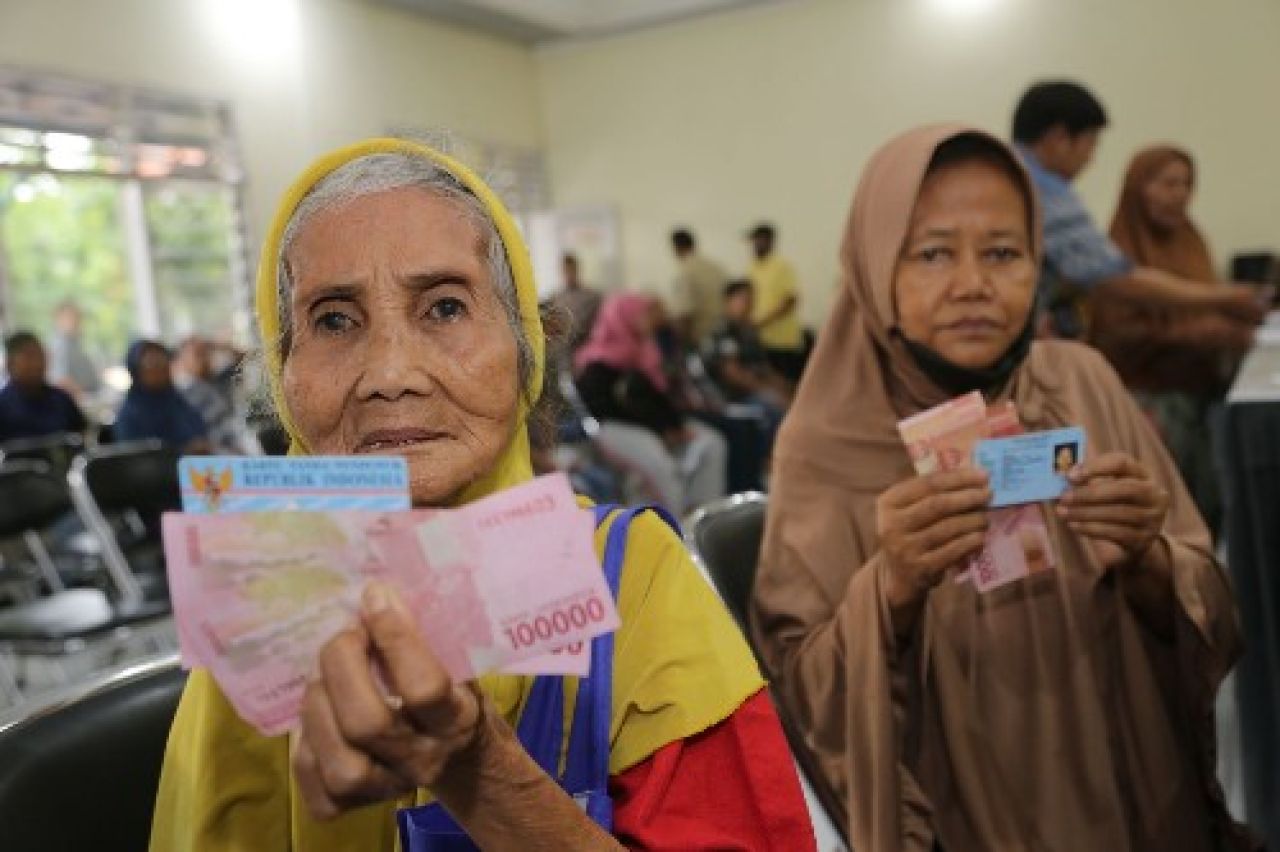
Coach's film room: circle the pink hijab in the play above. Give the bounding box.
[572,293,668,392]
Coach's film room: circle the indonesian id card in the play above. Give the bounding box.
[178,456,410,513]
[972,426,1087,508]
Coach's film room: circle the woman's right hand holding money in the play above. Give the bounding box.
[875,468,991,636]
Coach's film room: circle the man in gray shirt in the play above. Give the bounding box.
[48,301,100,398]
[549,253,603,352]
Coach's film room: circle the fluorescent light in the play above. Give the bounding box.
[926,0,1000,17]
[199,0,301,73]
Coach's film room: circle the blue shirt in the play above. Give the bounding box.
[0,380,86,444]
[115,386,207,449]
[1016,145,1133,338]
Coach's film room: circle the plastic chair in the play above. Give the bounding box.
[68,441,181,607]
[0,432,85,476]
[0,461,73,594]
[0,654,186,851]
[0,461,170,691]
[685,492,850,849]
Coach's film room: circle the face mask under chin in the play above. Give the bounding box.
[893,314,1035,398]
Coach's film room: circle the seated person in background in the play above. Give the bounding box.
[1011,81,1264,339]
[650,294,770,496]
[0,330,87,444]
[174,335,248,454]
[574,292,728,513]
[705,279,792,408]
[669,228,729,346]
[1092,145,1258,536]
[152,138,815,850]
[549,252,603,353]
[115,339,210,453]
[703,278,789,452]
[752,125,1251,851]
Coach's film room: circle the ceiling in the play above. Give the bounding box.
[375,0,791,44]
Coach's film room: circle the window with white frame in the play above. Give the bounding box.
[0,67,250,380]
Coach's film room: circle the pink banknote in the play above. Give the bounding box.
[897,391,988,475]
[162,473,617,735]
[897,395,1056,594]
[971,403,1057,592]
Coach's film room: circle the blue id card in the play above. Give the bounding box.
[972,426,1087,508]
[178,456,410,513]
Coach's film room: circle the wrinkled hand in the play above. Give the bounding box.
[876,468,990,609]
[1057,453,1168,571]
[291,582,483,820]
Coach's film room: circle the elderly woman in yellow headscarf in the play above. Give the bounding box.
[149,139,814,851]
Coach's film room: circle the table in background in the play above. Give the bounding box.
[1221,317,1280,847]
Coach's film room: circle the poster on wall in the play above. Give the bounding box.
[554,204,622,294]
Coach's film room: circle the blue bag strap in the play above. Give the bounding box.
[512,503,639,781]
[563,505,680,792]
[397,503,679,850]
[513,673,564,777]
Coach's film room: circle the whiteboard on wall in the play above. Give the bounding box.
[554,204,623,293]
[518,204,624,301]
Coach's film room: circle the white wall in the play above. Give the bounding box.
[3,0,1278,331]
[0,0,544,243]
[537,0,1280,326]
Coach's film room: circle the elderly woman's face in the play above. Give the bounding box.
[893,159,1036,370]
[282,187,520,505]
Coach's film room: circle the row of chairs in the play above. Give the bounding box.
[0,434,180,703]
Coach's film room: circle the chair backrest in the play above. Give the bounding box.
[0,655,186,852]
[0,432,85,476]
[686,492,768,631]
[685,492,850,848]
[67,442,180,605]
[0,461,73,539]
[75,441,181,517]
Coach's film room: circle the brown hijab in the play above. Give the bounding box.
[752,125,1252,851]
[763,124,1051,495]
[1110,146,1215,283]
[1091,145,1248,392]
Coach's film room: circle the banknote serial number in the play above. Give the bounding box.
[477,495,557,530]
[504,598,607,650]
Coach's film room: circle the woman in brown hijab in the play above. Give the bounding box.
[751,125,1253,851]
[1092,146,1256,534]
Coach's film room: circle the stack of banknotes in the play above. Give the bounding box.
[163,459,612,735]
[897,392,1060,594]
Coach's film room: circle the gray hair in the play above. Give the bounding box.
[274,152,535,400]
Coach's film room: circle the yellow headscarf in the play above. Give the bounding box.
[152,139,764,852]
[255,137,543,504]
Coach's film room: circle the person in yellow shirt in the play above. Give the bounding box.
[148,137,816,851]
[746,223,806,382]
